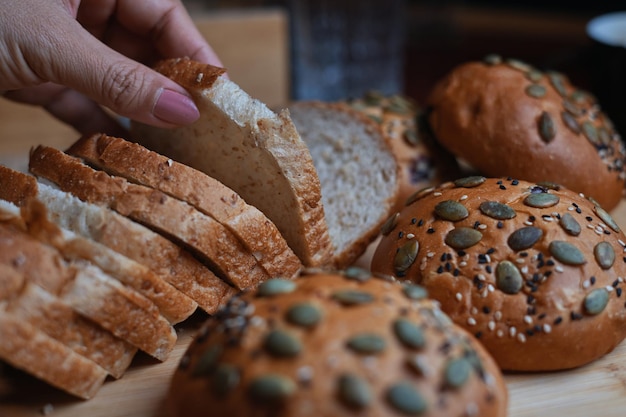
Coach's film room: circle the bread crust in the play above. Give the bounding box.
[427,59,626,210]
[169,271,507,417]
[68,134,302,280]
[371,177,626,370]
[133,57,334,268]
[29,145,270,291]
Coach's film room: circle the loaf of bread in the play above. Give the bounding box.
[132,57,334,268]
[168,269,507,417]
[426,56,626,210]
[288,101,399,268]
[346,92,460,213]
[371,176,626,370]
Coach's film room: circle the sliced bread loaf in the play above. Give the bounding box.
[28,146,269,290]
[288,101,399,267]
[67,133,302,279]
[0,303,108,399]
[131,58,334,268]
[0,222,177,361]
[0,166,237,314]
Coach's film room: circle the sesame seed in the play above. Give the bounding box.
[619,240,626,247]
[543,324,552,334]
[606,286,614,292]
[555,265,564,273]
[478,224,488,230]
[516,258,526,264]
[568,207,575,211]
[496,329,504,338]
[455,293,463,301]
[488,321,496,331]
[460,195,468,201]
[433,192,442,196]
[406,233,415,239]
[509,327,517,337]
[487,284,495,292]
[467,317,477,326]
[517,333,527,343]
[427,252,435,258]
[583,280,590,289]
[477,274,486,281]
[471,307,478,315]
[542,215,553,222]
[481,289,489,298]
[459,261,468,267]
[523,315,533,324]
[521,266,529,274]
[524,221,534,226]
[494,311,503,321]
[166,159,173,167]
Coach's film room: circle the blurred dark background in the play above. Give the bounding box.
[185,0,626,131]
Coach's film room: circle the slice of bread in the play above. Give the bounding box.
[131,58,334,268]
[0,166,237,314]
[0,222,177,361]
[28,146,270,290]
[67,133,302,280]
[288,101,399,268]
[10,198,198,324]
[0,304,108,399]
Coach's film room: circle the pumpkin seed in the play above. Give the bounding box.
[381,213,399,236]
[286,303,322,327]
[506,58,533,72]
[344,266,372,282]
[570,90,587,103]
[598,127,612,145]
[393,318,426,349]
[548,72,568,96]
[338,374,371,409]
[508,226,543,251]
[525,70,543,82]
[212,363,240,395]
[479,201,516,220]
[526,84,546,98]
[549,241,586,265]
[524,193,560,208]
[495,261,523,294]
[332,289,374,306]
[445,227,483,249]
[582,121,599,144]
[454,176,486,188]
[535,181,561,191]
[394,240,419,276]
[406,186,435,206]
[561,111,581,134]
[583,288,609,315]
[192,345,222,377]
[559,213,581,236]
[435,200,469,221]
[403,128,420,146]
[403,284,428,300]
[347,334,386,354]
[538,111,556,143]
[594,206,620,232]
[386,382,428,414]
[264,329,302,357]
[249,374,296,403]
[483,54,502,65]
[594,242,615,269]
[257,279,296,297]
[563,99,584,117]
[444,358,472,388]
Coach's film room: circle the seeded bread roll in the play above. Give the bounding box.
[371,176,626,371]
[168,270,507,417]
[426,56,626,210]
[347,92,459,213]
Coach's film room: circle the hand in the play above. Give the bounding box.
[0,0,223,135]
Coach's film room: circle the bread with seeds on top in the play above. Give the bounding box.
[168,270,507,417]
[371,176,626,371]
[426,56,626,210]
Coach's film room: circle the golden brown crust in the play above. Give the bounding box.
[28,145,270,290]
[169,270,507,417]
[427,58,626,210]
[153,57,226,90]
[371,177,626,371]
[67,134,302,280]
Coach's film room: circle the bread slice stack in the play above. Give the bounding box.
[0,59,398,400]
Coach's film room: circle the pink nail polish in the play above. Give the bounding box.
[153,89,199,125]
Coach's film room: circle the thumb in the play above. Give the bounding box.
[40,20,199,127]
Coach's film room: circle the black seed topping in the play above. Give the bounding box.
[338,373,371,409]
[559,213,581,236]
[445,227,483,249]
[594,242,615,269]
[479,201,516,220]
[435,200,469,221]
[584,289,609,315]
[508,226,543,251]
[386,382,428,414]
[549,241,586,265]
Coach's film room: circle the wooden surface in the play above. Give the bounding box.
[1,8,626,416]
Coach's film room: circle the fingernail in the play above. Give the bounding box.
[153,89,199,125]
